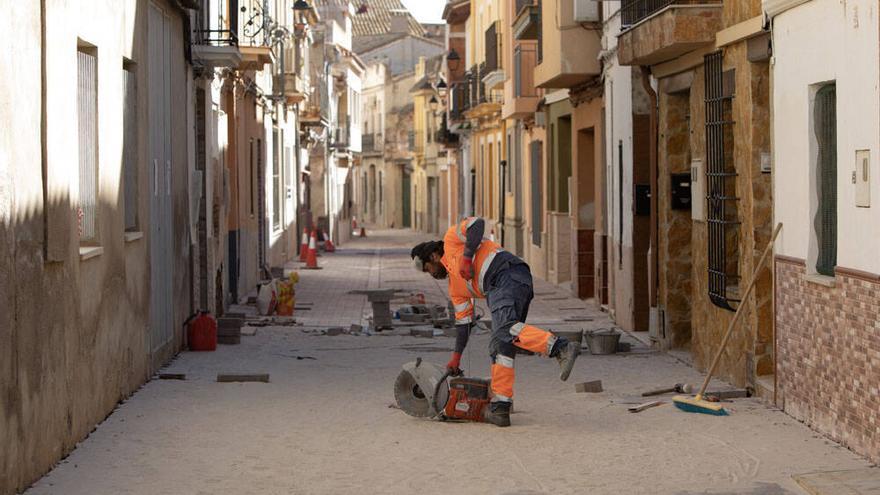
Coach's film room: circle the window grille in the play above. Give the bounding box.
[814,84,837,276]
[257,138,266,268]
[77,48,98,241]
[704,51,740,311]
[123,63,138,231]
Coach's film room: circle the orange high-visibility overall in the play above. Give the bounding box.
[442,217,558,402]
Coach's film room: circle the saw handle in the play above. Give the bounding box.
[430,369,452,418]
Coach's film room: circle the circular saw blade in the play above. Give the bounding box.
[393,360,448,418]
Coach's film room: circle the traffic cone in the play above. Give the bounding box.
[324,230,336,252]
[360,227,367,237]
[304,229,320,269]
[299,228,309,261]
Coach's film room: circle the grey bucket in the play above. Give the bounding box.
[585,328,621,355]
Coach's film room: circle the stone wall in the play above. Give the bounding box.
[657,89,693,348]
[657,42,772,388]
[776,258,880,464]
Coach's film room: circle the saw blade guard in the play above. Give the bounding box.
[393,358,450,418]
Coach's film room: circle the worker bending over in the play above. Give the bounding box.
[410,217,580,427]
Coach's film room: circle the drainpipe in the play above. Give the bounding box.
[641,66,659,307]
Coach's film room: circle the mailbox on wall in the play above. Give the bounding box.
[634,184,650,216]
[670,172,692,210]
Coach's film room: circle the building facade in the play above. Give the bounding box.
[618,0,774,393]
[766,0,880,464]
[1,1,195,491]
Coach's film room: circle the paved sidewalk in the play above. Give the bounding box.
[26,229,873,495]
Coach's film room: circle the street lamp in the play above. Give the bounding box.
[429,95,439,113]
[293,0,311,10]
[446,48,461,73]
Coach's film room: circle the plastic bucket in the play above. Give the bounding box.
[585,328,621,355]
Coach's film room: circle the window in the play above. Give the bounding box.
[77,46,98,242]
[530,140,543,246]
[272,126,281,231]
[813,83,837,276]
[122,61,138,231]
[704,51,740,310]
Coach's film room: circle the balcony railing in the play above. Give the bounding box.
[194,29,239,46]
[450,81,469,121]
[436,115,459,146]
[194,0,239,46]
[332,118,350,149]
[361,133,382,152]
[621,0,714,28]
[514,45,537,97]
[515,0,533,16]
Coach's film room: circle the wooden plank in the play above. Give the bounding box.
[217,373,270,383]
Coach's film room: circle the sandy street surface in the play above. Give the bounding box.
[26,230,872,495]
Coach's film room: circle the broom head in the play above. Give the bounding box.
[672,394,728,416]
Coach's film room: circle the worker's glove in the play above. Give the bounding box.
[446,352,463,375]
[459,256,474,281]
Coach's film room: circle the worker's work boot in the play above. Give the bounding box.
[553,339,580,381]
[483,401,512,427]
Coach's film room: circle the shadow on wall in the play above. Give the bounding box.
[0,0,197,492]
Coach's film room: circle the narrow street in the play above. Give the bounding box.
[26,230,870,495]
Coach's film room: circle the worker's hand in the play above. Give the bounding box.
[446,352,462,375]
[459,256,474,281]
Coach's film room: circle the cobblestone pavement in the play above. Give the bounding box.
[26,229,871,495]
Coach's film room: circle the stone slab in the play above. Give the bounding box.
[217,373,270,383]
[793,468,880,495]
[575,380,603,393]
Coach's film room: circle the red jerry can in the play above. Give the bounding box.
[187,311,217,351]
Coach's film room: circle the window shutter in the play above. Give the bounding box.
[530,140,543,246]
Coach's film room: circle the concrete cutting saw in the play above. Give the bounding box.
[393,358,492,422]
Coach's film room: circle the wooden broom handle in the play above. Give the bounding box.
[695,223,783,399]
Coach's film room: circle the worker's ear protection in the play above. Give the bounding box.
[413,257,426,272]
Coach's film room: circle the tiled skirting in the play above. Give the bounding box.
[775,256,880,463]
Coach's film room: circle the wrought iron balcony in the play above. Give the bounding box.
[621,0,719,28]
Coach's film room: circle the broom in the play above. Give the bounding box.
[673,223,782,415]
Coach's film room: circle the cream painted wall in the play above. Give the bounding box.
[770,0,880,273]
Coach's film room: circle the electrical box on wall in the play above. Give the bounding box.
[670,173,692,210]
[855,150,871,207]
[691,159,706,221]
[573,0,600,22]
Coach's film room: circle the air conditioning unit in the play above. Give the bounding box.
[573,0,599,22]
